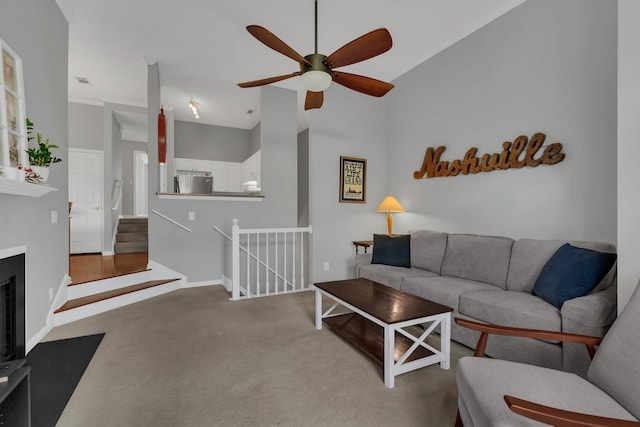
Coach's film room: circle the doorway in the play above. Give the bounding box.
[69,149,104,254]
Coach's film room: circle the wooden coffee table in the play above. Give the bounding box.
[315,278,453,388]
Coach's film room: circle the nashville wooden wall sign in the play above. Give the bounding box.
[413,132,565,179]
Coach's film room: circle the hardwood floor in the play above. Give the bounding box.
[55,278,180,313]
[69,252,149,285]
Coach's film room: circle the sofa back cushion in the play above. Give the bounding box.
[440,234,514,289]
[409,230,448,274]
[507,239,617,293]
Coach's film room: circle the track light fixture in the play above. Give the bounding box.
[189,100,200,119]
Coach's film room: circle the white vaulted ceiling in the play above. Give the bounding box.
[56,0,525,133]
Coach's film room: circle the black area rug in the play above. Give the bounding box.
[26,333,105,427]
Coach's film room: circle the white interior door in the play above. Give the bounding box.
[133,150,148,216]
[69,149,103,254]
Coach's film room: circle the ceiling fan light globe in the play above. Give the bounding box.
[301,70,331,92]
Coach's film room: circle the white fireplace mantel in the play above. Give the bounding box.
[0,177,57,197]
[0,245,27,259]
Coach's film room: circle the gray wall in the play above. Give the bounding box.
[297,129,309,227]
[386,0,617,245]
[175,120,252,162]
[149,78,298,282]
[308,85,388,282]
[121,140,148,216]
[0,0,68,343]
[618,0,640,311]
[250,122,261,156]
[68,102,103,150]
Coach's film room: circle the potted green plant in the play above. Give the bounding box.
[25,118,61,183]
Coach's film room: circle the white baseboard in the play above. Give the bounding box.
[102,250,115,256]
[181,280,222,288]
[28,273,71,353]
[27,324,50,354]
[221,275,232,292]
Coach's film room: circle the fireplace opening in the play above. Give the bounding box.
[1,278,16,361]
[0,253,25,362]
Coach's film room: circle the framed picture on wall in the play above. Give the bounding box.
[339,156,366,203]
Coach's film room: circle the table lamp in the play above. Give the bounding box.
[376,196,404,234]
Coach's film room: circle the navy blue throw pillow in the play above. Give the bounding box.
[532,243,616,309]
[371,234,411,268]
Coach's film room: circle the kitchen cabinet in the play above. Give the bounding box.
[174,154,261,193]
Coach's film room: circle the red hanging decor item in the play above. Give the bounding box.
[158,106,166,164]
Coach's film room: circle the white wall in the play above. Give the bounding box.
[386,0,617,245]
[308,85,388,282]
[617,0,640,312]
[0,0,68,343]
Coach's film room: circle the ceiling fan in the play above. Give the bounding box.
[238,0,394,110]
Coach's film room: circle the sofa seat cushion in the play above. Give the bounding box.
[459,290,561,333]
[400,276,498,312]
[457,357,638,427]
[358,264,438,290]
[441,234,514,289]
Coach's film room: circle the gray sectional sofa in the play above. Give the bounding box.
[355,230,618,377]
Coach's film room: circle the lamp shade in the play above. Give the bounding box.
[376,196,404,213]
[300,70,332,92]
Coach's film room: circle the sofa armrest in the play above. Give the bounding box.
[355,253,372,277]
[454,317,602,359]
[504,395,640,426]
[561,284,617,337]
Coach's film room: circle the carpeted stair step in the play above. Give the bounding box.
[116,231,148,242]
[114,241,148,254]
[119,218,147,224]
[118,222,148,233]
[55,279,180,313]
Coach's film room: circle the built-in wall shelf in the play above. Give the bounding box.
[156,192,263,202]
[0,177,58,197]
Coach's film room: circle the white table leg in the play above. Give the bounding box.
[440,313,451,370]
[315,289,322,330]
[384,325,395,388]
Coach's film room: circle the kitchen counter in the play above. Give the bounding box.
[156,192,264,201]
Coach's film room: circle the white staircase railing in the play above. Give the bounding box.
[214,219,312,300]
[151,209,192,232]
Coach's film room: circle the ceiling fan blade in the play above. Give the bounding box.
[304,91,324,110]
[332,71,394,97]
[247,25,312,66]
[238,72,301,88]
[325,28,392,69]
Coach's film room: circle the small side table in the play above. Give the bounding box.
[352,240,374,254]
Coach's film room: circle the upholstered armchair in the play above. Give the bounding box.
[454,283,640,426]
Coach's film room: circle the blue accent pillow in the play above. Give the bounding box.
[371,234,411,268]
[532,243,616,309]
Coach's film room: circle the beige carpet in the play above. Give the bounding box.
[43,286,472,427]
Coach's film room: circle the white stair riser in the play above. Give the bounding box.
[68,270,152,299]
[54,279,184,326]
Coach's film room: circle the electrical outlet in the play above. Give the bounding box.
[323,261,330,271]
[48,288,54,302]
[51,210,58,224]
[188,211,195,221]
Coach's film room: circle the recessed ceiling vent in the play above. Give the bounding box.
[75,76,92,85]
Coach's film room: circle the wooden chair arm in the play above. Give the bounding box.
[454,317,602,358]
[504,395,640,427]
